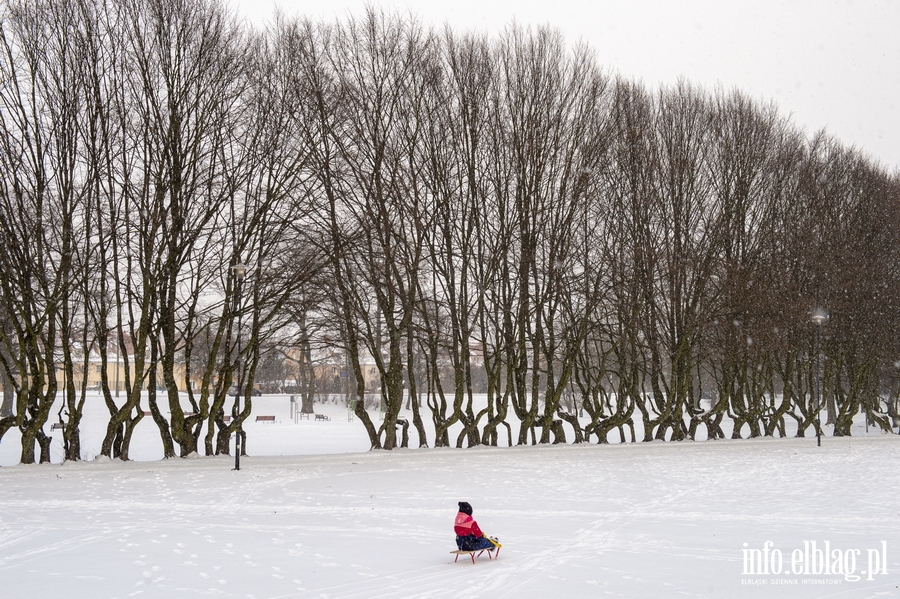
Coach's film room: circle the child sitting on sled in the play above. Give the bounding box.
[454,501,500,551]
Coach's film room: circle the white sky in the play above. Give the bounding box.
[232,0,900,171]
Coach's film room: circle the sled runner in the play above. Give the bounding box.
[450,548,499,563]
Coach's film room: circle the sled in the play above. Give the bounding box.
[450,539,502,563]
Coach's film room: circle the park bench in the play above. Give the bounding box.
[50,422,65,431]
[255,415,275,423]
[315,414,330,421]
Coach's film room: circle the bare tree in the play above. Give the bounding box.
[0,0,95,462]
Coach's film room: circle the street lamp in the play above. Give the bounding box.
[894,361,900,436]
[232,263,247,470]
[810,308,828,447]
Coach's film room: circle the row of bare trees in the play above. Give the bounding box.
[0,0,322,463]
[2,0,899,462]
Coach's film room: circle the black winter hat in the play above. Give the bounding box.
[458,501,473,515]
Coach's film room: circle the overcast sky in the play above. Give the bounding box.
[232,0,900,170]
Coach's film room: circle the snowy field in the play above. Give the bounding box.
[1,396,899,598]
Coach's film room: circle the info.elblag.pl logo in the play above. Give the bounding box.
[741,541,889,584]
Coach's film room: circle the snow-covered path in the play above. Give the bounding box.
[1,435,897,598]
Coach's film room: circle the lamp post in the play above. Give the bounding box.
[810,308,828,447]
[232,263,247,470]
[895,361,900,436]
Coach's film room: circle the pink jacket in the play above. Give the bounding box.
[454,512,484,537]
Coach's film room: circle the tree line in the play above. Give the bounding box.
[2,0,899,463]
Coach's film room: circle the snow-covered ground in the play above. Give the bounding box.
[1,396,898,598]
